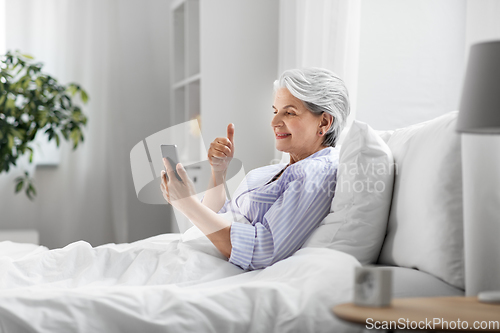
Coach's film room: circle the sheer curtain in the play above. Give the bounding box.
[0,0,172,248]
[0,0,126,247]
[276,0,360,161]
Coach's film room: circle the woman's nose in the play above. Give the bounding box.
[271,112,283,128]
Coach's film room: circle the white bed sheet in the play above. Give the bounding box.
[0,230,361,333]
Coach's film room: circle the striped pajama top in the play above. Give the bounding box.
[221,147,339,270]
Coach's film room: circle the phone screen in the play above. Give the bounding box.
[160,144,183,182]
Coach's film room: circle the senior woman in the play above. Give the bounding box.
[161,67,350,271]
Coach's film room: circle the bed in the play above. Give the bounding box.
[0,232,361,332]
[0,111,467,332]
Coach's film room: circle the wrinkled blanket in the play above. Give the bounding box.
[0,229,361,333]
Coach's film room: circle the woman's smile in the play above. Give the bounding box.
[275,132,291,139]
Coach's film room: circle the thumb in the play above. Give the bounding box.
[227,123,235,145]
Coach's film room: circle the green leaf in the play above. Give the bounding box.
[67,84,78,96]
[6,97,15,110]
[61,94,72,109]
[39,110,49,128]
[70,128,80,149]
[15,180,24,193]
[0,95,5,105]
[70,128,80,142]
[7,134,14,150]
[80,90,88,104]
[22,77,30,89]
[11,128,24,140]
[28,183,36,195]
[27,146,33,162]
[26,184,35,200]
[21,53,34,60]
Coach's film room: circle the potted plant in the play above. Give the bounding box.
[0,51,88,199]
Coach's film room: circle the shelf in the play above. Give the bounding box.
[170,0,185,11]
[170,0,202,203]
[172,73,201,90]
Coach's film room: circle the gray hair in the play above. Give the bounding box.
[273,68,350,147]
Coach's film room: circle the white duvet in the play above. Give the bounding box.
[0,228,361,333]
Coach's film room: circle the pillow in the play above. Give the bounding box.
[377,111,464,290]
[303,120,395,265]
[375,130,394,143]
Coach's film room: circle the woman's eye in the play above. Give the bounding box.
[272,110,296,116]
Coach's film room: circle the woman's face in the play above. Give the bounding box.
[272,88,329,163]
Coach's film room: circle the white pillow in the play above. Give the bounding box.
[303,120,394,265]
[377,111,464,290]
[375,130,394,143]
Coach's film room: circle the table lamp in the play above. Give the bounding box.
[456,40,500,298]
[457,41,500,133]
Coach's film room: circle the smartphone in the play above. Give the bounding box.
[160,144,183,182]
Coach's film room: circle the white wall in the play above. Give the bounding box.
[356,0,467,130]
[465,0,500,53]
[113,0,174,243]
[200,0,279,172]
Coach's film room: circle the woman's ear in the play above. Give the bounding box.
[320,113,334,134]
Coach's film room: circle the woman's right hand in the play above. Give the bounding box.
[208,123,235,174]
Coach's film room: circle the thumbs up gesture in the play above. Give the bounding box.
[208,123,235,174]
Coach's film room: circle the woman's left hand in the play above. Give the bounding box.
[160,158,197,211]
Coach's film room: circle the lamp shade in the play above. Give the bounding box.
[457,41,500,134]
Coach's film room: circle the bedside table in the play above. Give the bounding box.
[333,297,500,331]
